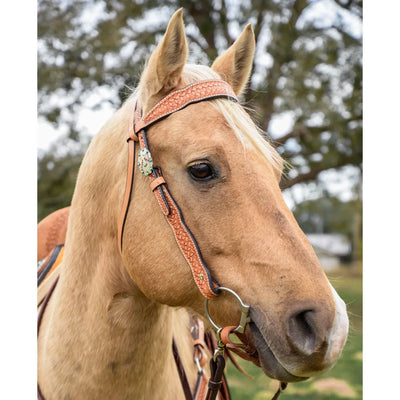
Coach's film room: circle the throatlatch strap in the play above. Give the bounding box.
[117,139,136,254]
[117,100,138,254]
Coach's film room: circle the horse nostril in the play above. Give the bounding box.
[287,310,318,356]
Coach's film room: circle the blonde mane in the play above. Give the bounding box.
[182,65,283,170]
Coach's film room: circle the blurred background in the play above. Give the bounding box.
[37,0,362,398]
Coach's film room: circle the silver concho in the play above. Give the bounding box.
[137,148,153,176]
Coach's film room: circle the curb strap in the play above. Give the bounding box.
[118,80,238,298]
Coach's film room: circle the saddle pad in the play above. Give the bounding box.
[37,244,64,306]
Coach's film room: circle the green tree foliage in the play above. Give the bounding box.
[38,0,362,219]
[293,195,360,235]
[37,138,89,221]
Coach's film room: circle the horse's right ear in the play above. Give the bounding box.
[211,24,255,96]
[139,9,188,113]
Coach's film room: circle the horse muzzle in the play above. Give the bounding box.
[245,286,349,382]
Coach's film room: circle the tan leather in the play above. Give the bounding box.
[190,317,211,400]
[117,139,136,254]
[145,161,218,298]
[37,207,70,262]
[37,266,61,307]
[149,176,166,192]
[195,374,208,400]
[130,80,237,140]
[219,326,255,379]
[220,326,237,346]
[37,208,69,307]
[193,319,208,369]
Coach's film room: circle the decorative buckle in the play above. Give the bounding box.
[204,287,251,334]
[137,148,153,175]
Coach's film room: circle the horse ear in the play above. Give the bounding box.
[140,9,188,111]
[212,24,255,96]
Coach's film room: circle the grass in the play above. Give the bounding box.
[225,266,362,399]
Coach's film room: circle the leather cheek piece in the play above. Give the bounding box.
[117,139,136,254]
[119,80,238,298]
[159,184,219,298]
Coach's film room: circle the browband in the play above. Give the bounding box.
[118,79,238,299]
[128,80,237,142]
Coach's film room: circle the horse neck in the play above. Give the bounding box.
[38,249,184,398]
[38,101,194,399]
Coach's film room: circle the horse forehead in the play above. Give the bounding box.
[147,101,279,181]
[154,102,235,144]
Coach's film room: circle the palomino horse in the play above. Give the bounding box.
[37,9,349,400]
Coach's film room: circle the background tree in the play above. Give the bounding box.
[38,0,362,222]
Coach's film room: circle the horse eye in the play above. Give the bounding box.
[188,163,214,181]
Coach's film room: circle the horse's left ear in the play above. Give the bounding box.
[212,24,255,96]
[140,9,188,112]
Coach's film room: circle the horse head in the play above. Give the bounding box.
[117,9,349,383]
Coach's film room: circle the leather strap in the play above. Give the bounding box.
[205,354,226,400]
[173,338,194,400]
[172,315,214,400]
[220,327,288,399]
[37,275,60,400]
[117,107,137,254]
[129,80,237,141]
[118,80,238,298]
[204,332,231,400]
[144,148,220,298]
[191,317,209,400]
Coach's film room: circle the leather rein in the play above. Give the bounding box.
[38,79,287,400]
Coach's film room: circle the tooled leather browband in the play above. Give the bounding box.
[118,79,238,299]
[128,80,237,141]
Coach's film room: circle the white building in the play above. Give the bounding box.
[306,233,352,271]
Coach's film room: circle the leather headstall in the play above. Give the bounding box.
[117,79,238,299]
